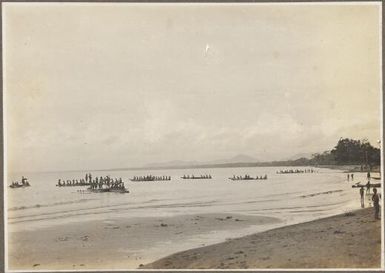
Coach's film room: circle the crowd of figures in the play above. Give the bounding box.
[229,174,268,181]
[348,171,382,220]
[10,176,30,188]
[88,176,126,190]
[57,178,89,187]
[57,173,127,191]
[130,175,171,182]
[357,181,381,220]
[181,174,212,179]
[276,169,315,174]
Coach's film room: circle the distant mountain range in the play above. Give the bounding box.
[94,153,313,172]
[283,152,313,161]
[144,154,259,169]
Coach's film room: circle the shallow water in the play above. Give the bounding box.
[7,166,368,233]
[7,166,376,269]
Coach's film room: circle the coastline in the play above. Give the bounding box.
[143,208,381,269]
[8,213,281,270]
[7,167,382,270]
[316,164,380,174]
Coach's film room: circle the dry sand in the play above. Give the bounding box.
[8,213,280,270]
[143,208,382,269]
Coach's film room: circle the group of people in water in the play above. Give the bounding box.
[181,174,212,179]
[57,173,126,190]
[57,178,90,187]
[230,174,268,180]
[276,169,315,174]
[88,175,126,190]
[10,176,30,188]
[130,175,171,182]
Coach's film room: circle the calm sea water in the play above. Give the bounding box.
[7,166,367,233]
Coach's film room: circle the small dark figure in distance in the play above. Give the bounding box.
[360,187,365,208]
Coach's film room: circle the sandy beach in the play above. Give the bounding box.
[9,207,381,270]
[144,208,382,269]
[8,213,281,270]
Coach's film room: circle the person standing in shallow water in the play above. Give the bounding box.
[360,187,365,208]
[372,188,380,220]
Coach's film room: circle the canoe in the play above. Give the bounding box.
[228,177,264,181]
[181,177,212,179]
[130,179,170,182]
[9,184,30,188]
[87,188,129,193]
[352,183,381,188]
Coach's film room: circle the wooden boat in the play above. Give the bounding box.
[228,177,265,181]
[9,183,30,188]
[109,188,130,193]
[130,178,155,182]
[352,183,381,188]
[181,176,212,180]
[56,183,90,187]
[87,188,129,193]
[130,178,171,182]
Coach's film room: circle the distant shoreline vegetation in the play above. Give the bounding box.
[99,138,381,172]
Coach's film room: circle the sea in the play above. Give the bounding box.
[7,166,369,234]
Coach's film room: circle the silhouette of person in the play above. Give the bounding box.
[372,188,380,220]
[360,187,365,208]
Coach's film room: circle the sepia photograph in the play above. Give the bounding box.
[2,1,383,271]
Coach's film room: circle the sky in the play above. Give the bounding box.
[3,3,382,172]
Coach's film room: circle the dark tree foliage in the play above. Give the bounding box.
[310,151,336,165]
[329,138,380,166]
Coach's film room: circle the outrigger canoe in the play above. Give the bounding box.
[228,177,264,181]
[87,188,129,193]
[9,183,30,188]
[56,183,91,187]
[352,183,381,188]
[181,176,212,179]
[130,178,170,182]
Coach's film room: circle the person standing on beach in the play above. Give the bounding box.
[351,173,354,180]
[347,174,350,181]
[366,181,371,194]
[371,188,380,220]
[360,187,365,208]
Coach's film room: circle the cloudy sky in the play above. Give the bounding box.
[4,3,381,172]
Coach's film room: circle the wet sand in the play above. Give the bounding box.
[144,208,382,269]
[8,213,280,270]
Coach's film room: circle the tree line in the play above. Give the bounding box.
[308,138,380,167]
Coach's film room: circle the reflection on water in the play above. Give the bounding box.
[7,166,364,232]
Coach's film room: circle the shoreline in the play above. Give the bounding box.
[8,213,282,270]
[317,164,380,173]
[8,207,381,270]
[143,208,382,269]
